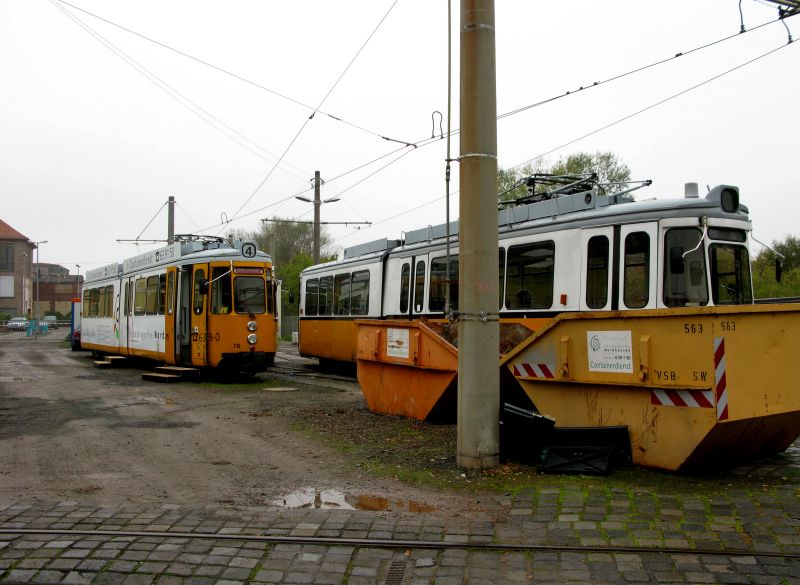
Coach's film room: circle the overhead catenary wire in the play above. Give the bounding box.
[49,0,310,182]
[192,11,793,238]
[332,37,798,247]
[54,0,415,149]
[222,0,402,229]
[131,201,167,243]
[510,39,796,171]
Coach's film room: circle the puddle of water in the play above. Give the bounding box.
[274,488,435,512]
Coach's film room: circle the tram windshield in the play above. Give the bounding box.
[234,276,266,314]
[664,227,753,306]
[664,228,709,307]
[710,243,753,305]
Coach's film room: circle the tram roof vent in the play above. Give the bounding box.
[343,238,401,259]
[405,221,459,246]
[685,182,699,198]
[181,241,206,255]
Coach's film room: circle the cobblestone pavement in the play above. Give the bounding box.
[2,442,798,584]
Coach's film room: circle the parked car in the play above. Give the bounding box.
[71,329,81,351]
[42,315,59,329]
[5,317,29,331]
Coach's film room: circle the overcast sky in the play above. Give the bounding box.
[2,0,798,274]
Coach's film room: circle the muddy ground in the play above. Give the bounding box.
[2,341,796,517]
[0,341,486,515]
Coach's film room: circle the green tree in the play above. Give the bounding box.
[752,235,800,298]
[245,217,335,269]
[241,218,337,316]
[498,151,631,203]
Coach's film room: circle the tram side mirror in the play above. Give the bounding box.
[289,292,295,304]
[669,247,685,274]
[776,258,783,283]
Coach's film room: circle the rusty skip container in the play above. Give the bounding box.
[502,304,800,471]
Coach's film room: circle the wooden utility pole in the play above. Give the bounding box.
[457,0,500,469]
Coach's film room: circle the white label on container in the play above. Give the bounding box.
[386,328,410,358]
[587,330,633,373]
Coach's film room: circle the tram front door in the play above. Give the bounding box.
[190,264,209,367]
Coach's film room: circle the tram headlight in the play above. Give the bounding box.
[247,321,257,332]
[247,333,258,345]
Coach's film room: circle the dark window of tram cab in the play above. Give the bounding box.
[211,267,233,314]
[708,228,752,305]
[664,228,709,307]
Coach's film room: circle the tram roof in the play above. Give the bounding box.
[84,239,271,283]
[325,184,748,267]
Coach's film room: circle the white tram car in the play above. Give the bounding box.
[299,180,756,364]
[81,237,278,372]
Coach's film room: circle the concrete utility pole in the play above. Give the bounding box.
[295,171,339,265]
[312,171,321,264]
[167,196,175,244]
[457,0,500,469]
[33,240,47,321]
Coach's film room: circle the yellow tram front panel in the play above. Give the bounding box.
[205,261,277,369]
[502,304,800,471]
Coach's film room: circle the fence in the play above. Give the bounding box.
[280,314,299,342]
[0,320,72,342]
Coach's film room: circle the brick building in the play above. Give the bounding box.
[0,219,35,318]
[33,263,83,318]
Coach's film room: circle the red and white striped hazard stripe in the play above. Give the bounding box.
[512,362,555,379]
[650,388,714,409]
[714,336,729,421]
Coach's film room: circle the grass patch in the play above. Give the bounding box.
[297,405,798,496]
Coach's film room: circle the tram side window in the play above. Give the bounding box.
[145,275,159,315]
[234,276,266,314]
[158,274,167,315]
[104,285,114,317]
[123,282,130,317]
[134,278,146,315]
[429,257,458,312]
[97,287,106,318]
[586,236,610,309]
[166,273,175,315]
[82,290,90,318]
[506,241,555,310]
[193,269,205,315]
[210,267,232,314]
[89,287,100,317]
[319,276,333,315]
[267,278,274,315]
[334,273,351,315]
[664,228,708,307]
[305,278,319,316]
[399,264,410,313]
[413,261,425,313]
[623,232,650,309]
[710,244,753,305]
[350,270,370,316]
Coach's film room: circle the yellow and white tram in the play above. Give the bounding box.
[81,237,278,372]
[299,181,756,364]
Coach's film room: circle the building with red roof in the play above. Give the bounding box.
[0,219,36,318]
